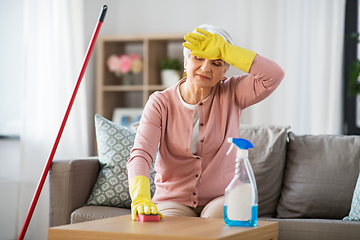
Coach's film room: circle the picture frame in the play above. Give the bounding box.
[112,108,143,129]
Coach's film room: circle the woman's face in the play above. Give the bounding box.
[184,55,229,89]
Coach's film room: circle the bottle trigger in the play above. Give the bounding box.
[227,143,234,155]
[226,137,234,155]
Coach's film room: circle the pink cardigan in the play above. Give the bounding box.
[127,55,284,207]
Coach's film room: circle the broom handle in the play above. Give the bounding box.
[18,5,107,240]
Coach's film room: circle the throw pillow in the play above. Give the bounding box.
[85,114,156,209]
[344,172,360,221]
[277,132,360,219]
[238,124,289,217]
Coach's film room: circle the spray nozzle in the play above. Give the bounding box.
[226,138,254,158]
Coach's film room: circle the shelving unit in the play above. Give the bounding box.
[96,33,185,121]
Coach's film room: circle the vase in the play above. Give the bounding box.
[161,69,180,87]
[122,73,134,85]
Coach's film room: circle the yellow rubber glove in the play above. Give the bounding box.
[129,175,164,221]
[183,28,257,73]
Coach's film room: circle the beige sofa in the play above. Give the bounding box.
[49,125,360,240]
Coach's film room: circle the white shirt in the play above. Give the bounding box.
[177,85,200,154]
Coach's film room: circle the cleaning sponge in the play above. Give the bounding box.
[136,214,160,222]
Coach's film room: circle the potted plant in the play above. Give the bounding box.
[160,57,182,86]
[347,32,360,97]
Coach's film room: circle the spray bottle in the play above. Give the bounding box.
[224,138,258,227]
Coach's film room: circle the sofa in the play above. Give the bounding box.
[49,118,360,240]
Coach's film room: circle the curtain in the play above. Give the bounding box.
[238,0,345,135]
[18,0,89,239]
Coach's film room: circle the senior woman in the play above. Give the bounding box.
[127,24,284,221]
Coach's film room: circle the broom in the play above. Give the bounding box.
[18,5,107,240]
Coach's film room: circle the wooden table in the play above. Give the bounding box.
[48,215,278,240]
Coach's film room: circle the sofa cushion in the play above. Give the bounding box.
[239,125,289,217]
[344,171,360,221]
[260,218,360,240]
[85,114,156,209]
[71,206,131,224]
[277,132,360,219]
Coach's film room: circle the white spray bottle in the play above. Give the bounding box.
[224,138,258,227]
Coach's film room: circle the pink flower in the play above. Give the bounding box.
[130,53,142,61]
[107,53,143,75]
[106,54,120,72]
[118,54,132,74]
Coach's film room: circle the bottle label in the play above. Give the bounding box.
[227,184,254,221]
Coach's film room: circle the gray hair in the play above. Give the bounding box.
[183,24,233,67]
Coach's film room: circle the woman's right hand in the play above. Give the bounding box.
[183,28,257,73]
[129,175,164,221]
[183,28,224,60]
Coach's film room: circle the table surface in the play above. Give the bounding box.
[48,215,278,240]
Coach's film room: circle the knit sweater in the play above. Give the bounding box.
[127,55,284,207]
